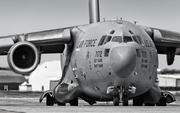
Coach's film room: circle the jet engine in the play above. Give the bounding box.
[7,41,40,74]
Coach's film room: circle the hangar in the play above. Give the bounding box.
[0,70,26,91]
[29,61,62,91]
[158,74,180,87]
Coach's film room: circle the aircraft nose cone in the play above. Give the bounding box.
[110,46,136,78]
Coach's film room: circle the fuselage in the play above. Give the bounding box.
[57,20,158,102]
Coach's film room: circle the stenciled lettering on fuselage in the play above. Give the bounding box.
[141,51,148,68]
[94,51,103,68]
[144,40,154,48]
[77,39,98,48]
[136,49,148,69]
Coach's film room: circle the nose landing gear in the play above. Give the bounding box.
[107,86,136,106]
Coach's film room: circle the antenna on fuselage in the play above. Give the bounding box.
[134,21,137,24]
[89,0,100,23]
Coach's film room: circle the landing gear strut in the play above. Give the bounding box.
[113,93,128,106]
[107,86,136,106]
[119,86,128,106]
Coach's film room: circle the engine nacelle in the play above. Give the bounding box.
[7,41,40,74]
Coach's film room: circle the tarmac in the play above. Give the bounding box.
[0,91,180,113]
[1,106,180,113]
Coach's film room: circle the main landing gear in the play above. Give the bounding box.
[133,92,176,106]
[46,96,78,106]
[107,86,136,106]
[40,90,79,106]
[46,94,54,106]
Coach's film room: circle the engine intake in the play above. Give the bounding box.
[8,41,40,74]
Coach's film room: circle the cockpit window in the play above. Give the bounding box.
[104,36,112,44]
[124,36,133,42]
[132,36,140,44]
[98,35,106,46]
[132,35,144,46]
[110,30,115,34]
[137,36,144,46]
[129,30,134,34]
[112,36,123,43]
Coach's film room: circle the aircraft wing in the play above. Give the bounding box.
[0,27,73,55]
[142,26,180,65]
[0,26,74,74]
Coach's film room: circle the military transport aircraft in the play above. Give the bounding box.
[0,0,178,106]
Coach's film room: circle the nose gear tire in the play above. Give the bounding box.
[113,96,119,106]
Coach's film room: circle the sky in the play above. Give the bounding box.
[0,0,180,69]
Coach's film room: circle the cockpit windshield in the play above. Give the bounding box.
[124,36,133,42]
[98,35,135,46]
[104,36,112,44]
[112,36,123,43]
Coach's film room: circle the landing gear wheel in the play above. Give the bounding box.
[122,95,128,106]
[57,102,66,106]
[113,96,119,106]
[145,103,155,106]
[70,98,78,106]
[46,95,54,106]
[156,97,167,106]
[133,98,144,106]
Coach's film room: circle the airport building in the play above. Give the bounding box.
[158,74,180,87]
[29,61,62,91]
[0,70,26,91]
